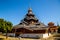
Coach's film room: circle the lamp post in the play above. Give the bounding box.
[15,29,16,37]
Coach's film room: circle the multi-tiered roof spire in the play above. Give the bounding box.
[18,8,46,27]
[19,8,40,25]
[13,8,46,29]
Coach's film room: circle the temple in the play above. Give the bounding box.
[12,8,58,38]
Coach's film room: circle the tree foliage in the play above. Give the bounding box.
[0,18,13,33]
[58,27,60,33]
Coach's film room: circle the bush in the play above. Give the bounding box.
[0,38,4,40]
[58,27,60,33]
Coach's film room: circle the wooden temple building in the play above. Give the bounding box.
[12,8,58,38]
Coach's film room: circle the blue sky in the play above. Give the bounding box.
[0,0,60,25]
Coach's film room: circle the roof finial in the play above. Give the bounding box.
[28,2,33,14]
[28,4,32,14]
[28,1,32,10]
[29,7,32,10]
[28,8,32,14]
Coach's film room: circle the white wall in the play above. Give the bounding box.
[7,33,51,38]
[19,33,51,38]
[20,34,43,38]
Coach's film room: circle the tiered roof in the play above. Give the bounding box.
[13,8,47,30]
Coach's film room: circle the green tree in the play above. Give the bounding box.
[58,27,60,33]
[5,21,13,33]
[0,18,13,33]
[57,22,60,27]
[57,22,60,33]
[0,18,5,32]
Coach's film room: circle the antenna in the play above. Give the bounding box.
[28,1,32,9]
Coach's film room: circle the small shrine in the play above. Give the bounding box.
[48,22,58,33]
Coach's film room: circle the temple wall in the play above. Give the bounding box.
[7,33,51,39]
[20,34,43,38]
[19,33,51,38]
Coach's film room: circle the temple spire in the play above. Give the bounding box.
[28,8,32,14]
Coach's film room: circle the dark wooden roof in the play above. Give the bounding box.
[13,8,47,31]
